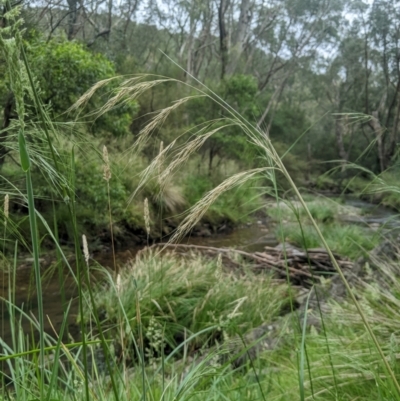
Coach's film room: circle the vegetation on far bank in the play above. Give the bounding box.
[3,0,400,247]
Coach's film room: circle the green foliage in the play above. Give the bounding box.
[26,36,138,136]
[269,103,309,148]
[28,37,114,113]
[306,202,335,223]
[11,147,147,246]
[272,141,310,188]
[267,197,378,259]
[221,74,258,119]
[185,75,260,169]
[343,170,400,212]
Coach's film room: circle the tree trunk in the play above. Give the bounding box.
[385,92,400,166]
[226,0,252,76]
[67,0,79,40]
[218,0,229,80]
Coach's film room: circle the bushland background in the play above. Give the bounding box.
[2,0,399,247]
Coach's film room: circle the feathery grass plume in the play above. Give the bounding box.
[4,194,9,222]
[170,168,270,243]
[158,123,234,188]
[128,121,228,203]
[144,198,151,237]
[133,95,203,154]
[93,79,173,123]
[115,273,122,294]
[125,139,176,204]
[155,184,186,214]
[67,76,123,113]
[82,234,89,267]
[102,145,111,181]
[101,79,169,111]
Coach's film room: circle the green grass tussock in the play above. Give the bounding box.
[266,197,378,259]
[282,223,378,260]
[84,250,289,359]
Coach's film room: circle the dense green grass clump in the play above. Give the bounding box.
[84,250,289,359]
[267,198,380,259]
[283,223,378,259]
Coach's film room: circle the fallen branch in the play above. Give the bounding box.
[149,242,353,285]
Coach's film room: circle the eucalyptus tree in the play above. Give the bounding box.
[323,0,400,171]
[250,0,344,134]
[367,0,400,170]
[26,0,143,47]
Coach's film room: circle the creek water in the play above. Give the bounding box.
[1,196,399,347]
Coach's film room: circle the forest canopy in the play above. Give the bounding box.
[13,0,399,174]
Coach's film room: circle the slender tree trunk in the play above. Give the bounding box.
[226,0,252,76]
[185,12,196,81]
[67,0,78,40]
[106,0,113,41]
[386,92,400,165]
[218,0,229,80]
[364,27,369,115]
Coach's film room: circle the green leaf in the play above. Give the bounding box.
[18,130,30,172]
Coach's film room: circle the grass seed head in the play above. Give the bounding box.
[116,273,122,294]
[144,198,151,237]
[82,234,89,266]
[4,194,9,220]
[215,253,223,279]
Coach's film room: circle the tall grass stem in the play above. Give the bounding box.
[18,130,45,398]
